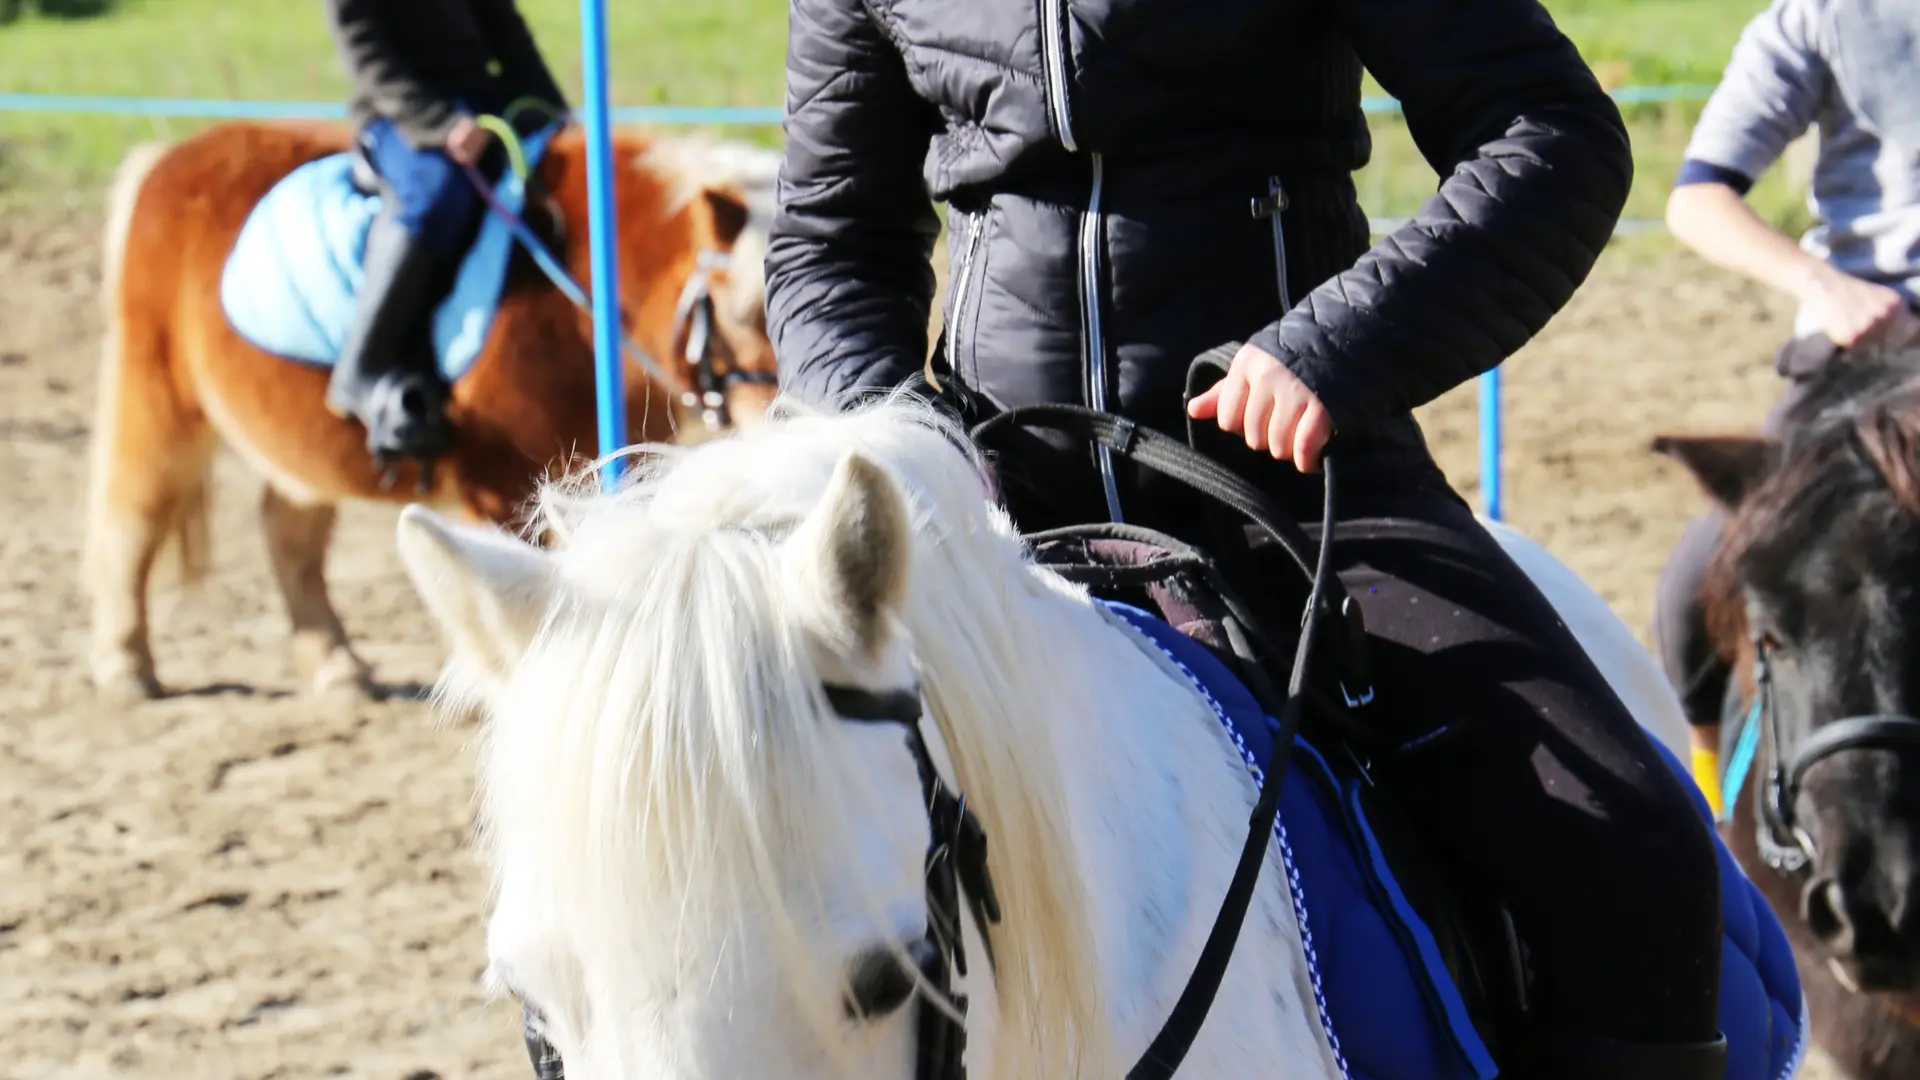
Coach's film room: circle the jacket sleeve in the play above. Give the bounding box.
[762,0,942,409]
[472,0,571,114]
[325,0,462,147]
[1247,0,1632,430]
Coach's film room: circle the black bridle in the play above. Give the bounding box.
[822,684,1004,1080]
[672,250,779,433]
[1732,636,1920,879]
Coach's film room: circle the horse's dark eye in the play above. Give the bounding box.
[843,938,936,1021]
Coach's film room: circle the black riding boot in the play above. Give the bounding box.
[1513,1026,1729,1080]
[324,209,454,462]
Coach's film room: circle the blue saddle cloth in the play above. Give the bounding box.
[1104,601,1807,1080]
[219,126,557,383]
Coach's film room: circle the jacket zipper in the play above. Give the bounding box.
[1041,0,1123,521]
[1253,175,1292,310]
[1079,154,1123,522]
[947,211,987,387]
[1040,0,1079,152]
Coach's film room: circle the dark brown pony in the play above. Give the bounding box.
[1658,347,1920,1079]
[83,120,780,703]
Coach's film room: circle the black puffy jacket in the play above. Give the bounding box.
[326,0,568,148]
[764,0,1631,528]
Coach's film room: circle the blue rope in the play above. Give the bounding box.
[0,86,1720,123]
[1720,698,1764,824]
[0,94,784,125]
[457,157,677,391]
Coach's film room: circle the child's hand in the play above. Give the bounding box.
[445,116,494,166]
[1186,342,1333,473]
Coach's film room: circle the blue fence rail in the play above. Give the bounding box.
[0,94,788,125]
[1,80,1721,512]
[0,83,1719,123]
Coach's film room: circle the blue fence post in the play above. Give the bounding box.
[580,0,627,490]
[1479,366,1504,522]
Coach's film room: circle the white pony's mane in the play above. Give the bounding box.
[460,394,1118,1077]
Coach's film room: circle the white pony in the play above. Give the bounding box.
[394,395,1696,1080]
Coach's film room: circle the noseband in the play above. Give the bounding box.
[1724,636,1920,878]
[673,250,779,433]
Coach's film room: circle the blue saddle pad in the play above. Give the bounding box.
[219,125,557,383]
[1104,601,1807,1080]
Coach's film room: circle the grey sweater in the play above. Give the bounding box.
[324,0,569,149]
[1681,0,1920,335]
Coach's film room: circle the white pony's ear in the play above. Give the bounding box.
[783,452,912,660]
[395,504,556,679]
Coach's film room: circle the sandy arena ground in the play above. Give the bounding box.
[0,212,1840,1078]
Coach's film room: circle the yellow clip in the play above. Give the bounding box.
[474,114,531,181]
[1691,743,1724,820]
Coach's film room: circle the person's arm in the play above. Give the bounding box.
[1665,0,1914,347]
[1242,0,1631,431]
[762,0,942,408]
[1667,182,1912,346]
[471,0,570,114]
[324,0,463,148]
[1666,179,1824,298]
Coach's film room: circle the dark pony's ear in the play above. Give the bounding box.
[1651,434,1782,510]
[701,188,751,248]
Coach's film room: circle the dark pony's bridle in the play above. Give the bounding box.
[672,250,779,433]
[1731,637,1920,881]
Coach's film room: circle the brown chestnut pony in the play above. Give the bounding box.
[83,120,781,703]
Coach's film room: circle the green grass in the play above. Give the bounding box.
[0,0,1814,231]
[0,0,790,202]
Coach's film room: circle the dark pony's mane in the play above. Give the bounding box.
[1703,346,1920,658]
